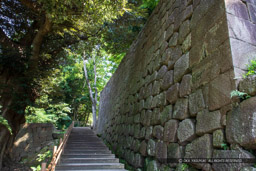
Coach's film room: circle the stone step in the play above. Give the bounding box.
[65,145,107,148]
[61,154,116,159]
[55,163,124,170]
[65,149,111,152]
[60,158,119,163]
[56,169,126,171]
[65,147,108,150]
[64,151,112,155]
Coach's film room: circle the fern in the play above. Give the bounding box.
[0,115,12,135]
[230,90,251,100]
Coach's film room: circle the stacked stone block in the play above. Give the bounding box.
[97,0,256,170]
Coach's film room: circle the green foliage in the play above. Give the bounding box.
[140,0,159,14]
[244,59,256,77]
[230,90,251,100]
[25,103,72,130]
[0,115,12,135]
[181,163,189,171]
[221,143,228,150]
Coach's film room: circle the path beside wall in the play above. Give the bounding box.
[97,0,256,170]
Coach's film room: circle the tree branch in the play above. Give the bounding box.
[31,15,52,62]
[18,0,39,12]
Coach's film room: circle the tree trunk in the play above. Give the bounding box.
[82,56,97,129]
[0,73,27,169]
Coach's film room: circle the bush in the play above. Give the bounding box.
[244,59,256,77]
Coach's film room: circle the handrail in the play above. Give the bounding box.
[41,121,74,171]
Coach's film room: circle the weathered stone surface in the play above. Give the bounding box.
[185,134,212,158]
[167,143,182,159]
[163,120,179,143]
[166,83,179,104]
[151,108,161,125]
[179,74,192,97]
[145,126,153,140]
[165,24,174,41]
[209,72,235,110]
[134,153,144,168]
[141,110,151,126]
[182,33,191,53]
[134,113,141,123]
[177,119,196,144]
[178,20,190,44]
[160,105,173,125]
[248,3,256,23]
[168,46,182,69]
[152,81,161,96]
[157,65,168,80]
[239,75,256,96]
[212,150,255,171]
[188,89,205,116]
[196,110,222,135]
[225,0,249,20]
[147,139,156,156]
[226,97,256,149]
[153,125,164,140]
[145,96,153,109]
[174,53,190,83]
[173,98,189,120]
[156,141,167,162]
[134,124,141,138]
[146,160,159,171]
[139,140,147,156]
[161,70,174,90]
[213,129,225,148]
[169,32,179,47]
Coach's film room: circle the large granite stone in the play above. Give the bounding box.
[152,81,161,96]
[182,33,191,53]
[151,108,161,125]
[157,65,168,80]
[141,110,151,126]
[168,46,182,69]
[178,20,190,44]
[147,139,156,156]
[163,120,179,143]
[145,126,153,140]
[209,72,235,110]
[212,149,255,171]
[140,140,147,156]
[179,74,192,97]
[169,32,179,47]
[188,89,205,116]
[156,141,167,162]
[196,110,222,135]
[153,125,164,140]
[134,153,144,168]
[239,75,256,96]
[185,134,212,158]
[174,52,190,83]
[225,0,249,20]
[161,70,174,90]
[177,119,196,144]
[213,129,225,148]
[248,3,256,23]
[167,143,183,159]
[173,98,189,120]
[226,97,256,149]
[185,134,213,169]
[160,105,173,125]
[166,83,179,104]
[146,160,159,171]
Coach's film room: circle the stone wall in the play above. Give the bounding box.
[10,123,55,165]
[97,0,256,170]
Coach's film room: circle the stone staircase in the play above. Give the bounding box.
[55,127,126,171]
